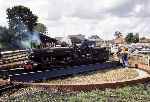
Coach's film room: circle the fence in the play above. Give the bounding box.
[128,54,150,73]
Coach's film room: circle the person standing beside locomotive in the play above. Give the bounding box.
[117,47,129,68]
[121,47,128,68]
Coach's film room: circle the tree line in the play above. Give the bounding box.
[0,5,145,49]
[0,5,47,50]
[125,33,139,44]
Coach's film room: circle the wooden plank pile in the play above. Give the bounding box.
[0,50,29,69]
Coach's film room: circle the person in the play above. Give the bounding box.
[0,48,2,59]
[122,47,128,68]
[116,46,123,66]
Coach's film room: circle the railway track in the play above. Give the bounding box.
[0,61,119,93]
[2,61,119,82]
[0,47,112,94]
[0,49,116,82]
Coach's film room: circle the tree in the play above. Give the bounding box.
[6,5,38,33]
[34,23,47,34]
[0,26,15,49]
[125,33,139,44]
[134,33,139,43]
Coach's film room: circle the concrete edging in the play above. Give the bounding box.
[19,76,150,92]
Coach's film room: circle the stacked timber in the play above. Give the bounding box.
[0,50,29,69]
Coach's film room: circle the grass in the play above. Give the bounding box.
[1,68,149,102]
[1,83,150,102]
[47,68,139,85]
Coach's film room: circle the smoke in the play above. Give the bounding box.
[60,36,72,45]
[20,31,41,49]
[13,16,41,49]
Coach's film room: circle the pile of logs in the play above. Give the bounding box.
[0,50,29,69]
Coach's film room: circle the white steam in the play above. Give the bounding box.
[60,36,72,45]
[21,31,41,49]
[14,17,41,49]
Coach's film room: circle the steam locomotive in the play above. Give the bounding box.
[0,40,110,71]
[26,43,110,69]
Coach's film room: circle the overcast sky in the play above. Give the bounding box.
[0,0,150,40]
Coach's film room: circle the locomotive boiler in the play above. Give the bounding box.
[28,44,110,69]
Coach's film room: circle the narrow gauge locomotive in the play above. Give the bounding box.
[27,45,110,69]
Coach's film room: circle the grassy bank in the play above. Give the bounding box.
[1,68,150,102]
[1,83,150,102]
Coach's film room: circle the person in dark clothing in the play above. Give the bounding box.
[122,48,128,68]
[0,48,1,59]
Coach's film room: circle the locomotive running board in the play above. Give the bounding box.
[11,61,119,82]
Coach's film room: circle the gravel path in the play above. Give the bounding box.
[135,68,150,78]
[20,68,150,85]
[46,68,139,85]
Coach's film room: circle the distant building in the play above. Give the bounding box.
[113,32,125,45]
[103,40,113,47]
[68,34,86,44]
[69,34,85,41]
[55,37,63,41]
[139,37,150,43]
[88,35,104,47]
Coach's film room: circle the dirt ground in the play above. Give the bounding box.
[47,68,142,85]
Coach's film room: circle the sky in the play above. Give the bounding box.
[0,0,150,40]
